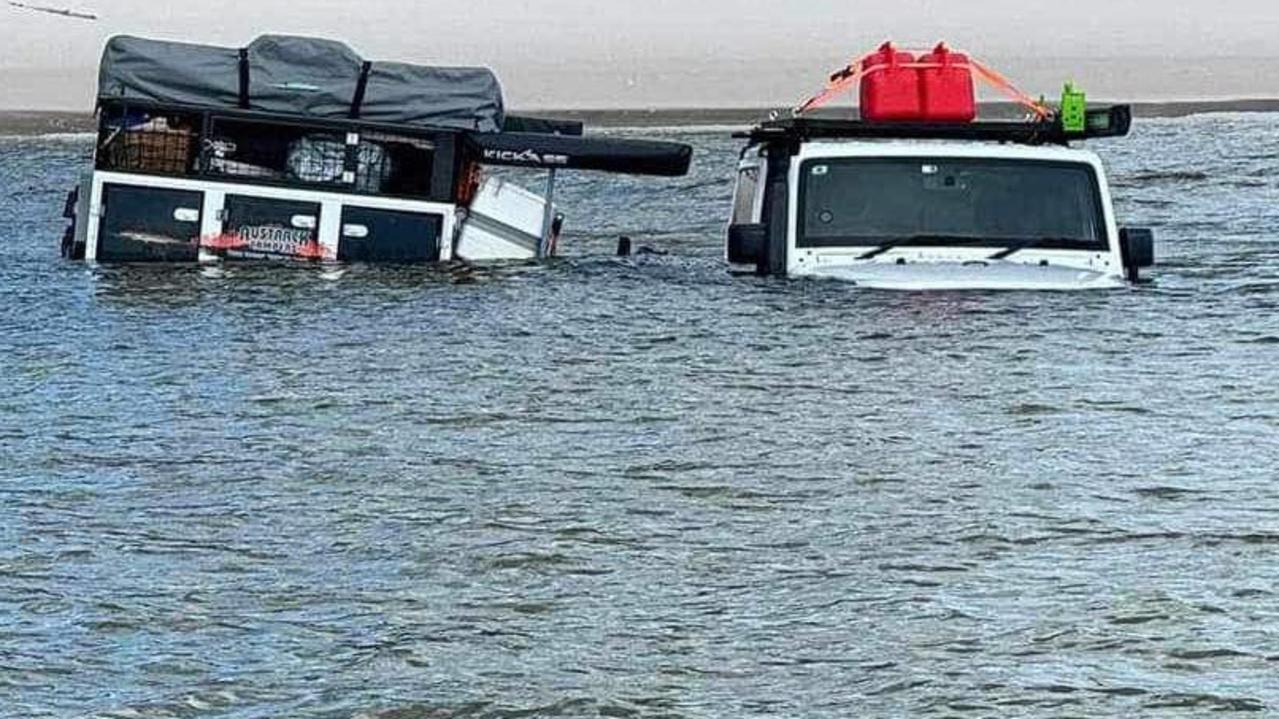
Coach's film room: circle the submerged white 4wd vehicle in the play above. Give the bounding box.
[728,111,1154,291]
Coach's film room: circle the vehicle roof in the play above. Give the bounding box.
[794,140,1103,165]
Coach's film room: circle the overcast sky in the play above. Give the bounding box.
[3,0,1279,109]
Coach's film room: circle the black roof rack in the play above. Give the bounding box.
[95,98,693,177]
[738,104,1132,147]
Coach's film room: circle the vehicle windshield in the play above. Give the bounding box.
[799,157,1107,250]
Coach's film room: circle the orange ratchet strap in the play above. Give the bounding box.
[967,56,1051,120]
[792,51,876,116]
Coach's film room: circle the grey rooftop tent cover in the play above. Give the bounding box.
[98,35,506,133]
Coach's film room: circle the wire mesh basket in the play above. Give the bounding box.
[101,121,196,175]
[287,134,393,193]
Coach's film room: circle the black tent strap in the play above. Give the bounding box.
[350,62,372,119]
[237,48,250,109]
[467,132,692,176]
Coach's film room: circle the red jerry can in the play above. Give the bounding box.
[919,43,976,123]
[860,42,921,122]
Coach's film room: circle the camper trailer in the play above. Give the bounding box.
[63,35,692,264]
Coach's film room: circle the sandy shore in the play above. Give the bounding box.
[0,111,98,136]
[516,100,1279,127]
[3,100,1278,135]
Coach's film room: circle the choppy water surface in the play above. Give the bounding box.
[3,115,1279,718]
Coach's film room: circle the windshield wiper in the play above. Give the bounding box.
[988,237,1081,260]
[856,235,988,260]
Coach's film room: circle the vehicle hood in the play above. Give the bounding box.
[809,260,1124,291]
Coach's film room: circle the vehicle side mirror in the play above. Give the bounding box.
[1119,227,1155,282]
[727,223,767,266]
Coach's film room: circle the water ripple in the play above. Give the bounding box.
[3,119,1279,717]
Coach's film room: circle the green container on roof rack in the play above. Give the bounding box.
[1060,82,1087,134]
